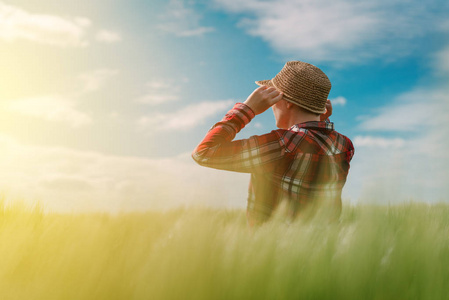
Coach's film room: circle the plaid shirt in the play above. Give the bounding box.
[192,103,354,225]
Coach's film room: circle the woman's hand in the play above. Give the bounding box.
[320,99,332,121]
[243,86,283,115]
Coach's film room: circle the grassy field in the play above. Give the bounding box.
[1,200,448,300]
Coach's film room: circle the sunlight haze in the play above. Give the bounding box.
[0,0,448,212]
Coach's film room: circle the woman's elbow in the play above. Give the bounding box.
[191,149,207,166]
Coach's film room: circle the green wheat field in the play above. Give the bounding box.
[1,199,449,300]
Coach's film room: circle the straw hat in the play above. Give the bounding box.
[255,61,331,114]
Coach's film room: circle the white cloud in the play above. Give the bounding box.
[137,94,179,105]
[138,99,234,131]
[0,135,249,213]
[158,0,214,37]
[346,128,449,204]
[0,2,90,47]
[6,96,91,128]
[213,0,448,62]
[253,122,263,129]
[176,27,215,37]
[96,29,122,43]
[78,69,119,92]
[353,136,404,148]
[136,80,180,105]
[331,96,347,106]
[344,69,449,204]
[146,81,172,89]
[358,88,445,131]
[435,44,449,75]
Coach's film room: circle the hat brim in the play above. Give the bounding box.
[255,80,273,87]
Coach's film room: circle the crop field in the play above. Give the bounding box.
[1,200,449,300]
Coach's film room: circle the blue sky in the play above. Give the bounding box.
[0,0,448,212]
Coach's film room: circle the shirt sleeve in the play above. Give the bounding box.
[192,103,286,173]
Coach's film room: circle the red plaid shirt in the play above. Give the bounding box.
[192,103,354,225]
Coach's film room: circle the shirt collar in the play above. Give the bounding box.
[289,121,334,132]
